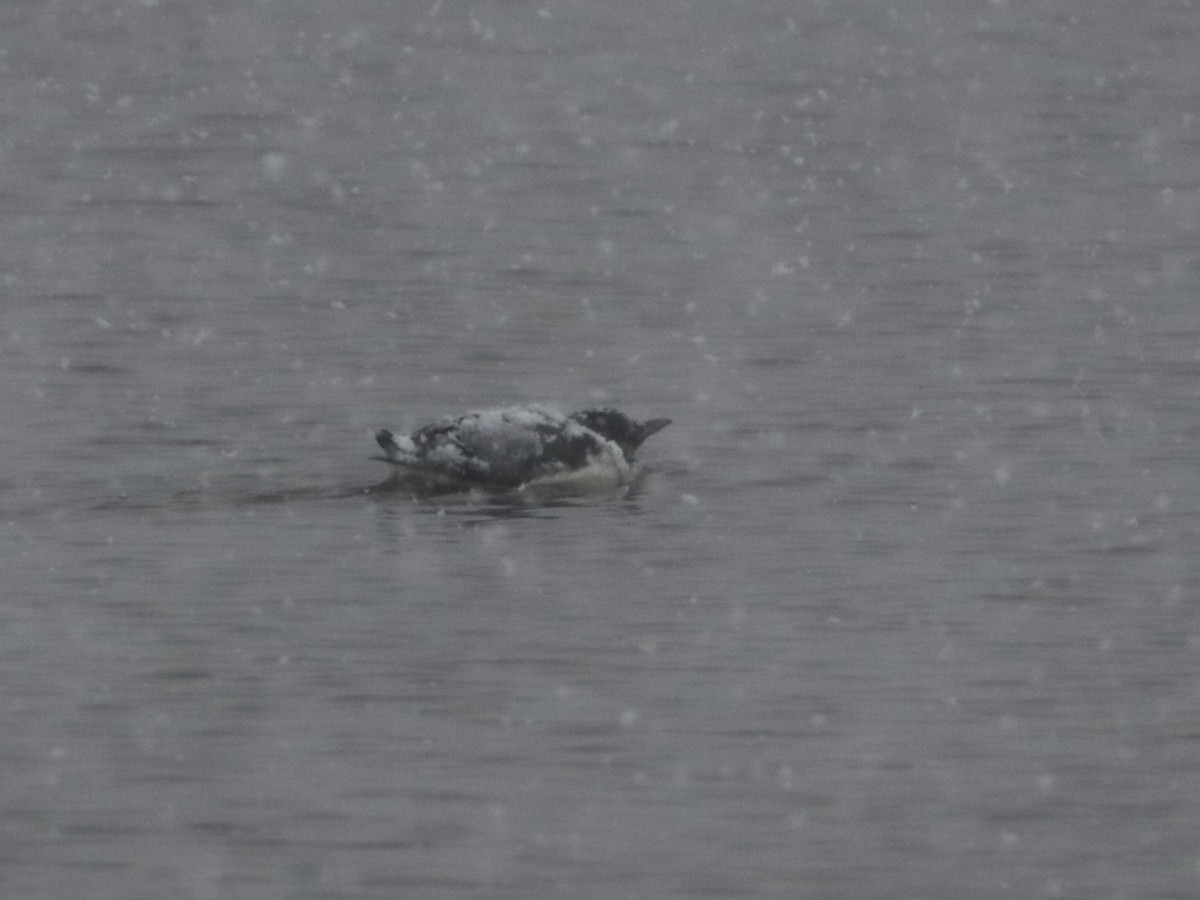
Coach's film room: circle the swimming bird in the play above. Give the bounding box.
[373,404,671,490]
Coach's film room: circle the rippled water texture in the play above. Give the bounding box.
[4,2,1200,897]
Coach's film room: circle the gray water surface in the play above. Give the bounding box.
[4,2,1200,898]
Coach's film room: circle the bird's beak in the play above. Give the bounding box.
[637,418,672,442]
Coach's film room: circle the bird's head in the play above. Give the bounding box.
[569,408,671,459]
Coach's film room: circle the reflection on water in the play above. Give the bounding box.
[87,462,672,524]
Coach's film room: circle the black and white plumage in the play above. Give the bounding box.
[373,405,671,490]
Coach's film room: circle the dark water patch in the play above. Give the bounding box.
[82,143,233,164]
[817,450,862,469]
[368,489,573,524]
[92,433,220,450]
[493,158,579,172]
[1084,540,1159,557]
[734,472,828,490]
[58,820,151,839]
[601,204,661,218]
[405,787,494,806]
[62,361,134,376]
[230,484,376,506]
[132,771,215,787]
[88,465,661,520]
[125,196,220,210]
[188,821,251,838]
[1148,359,1200,379]
[887,456,940,473]
[51,857,130,871]
[31,291,110,304]
[363,873,483,891]
[88,477,368,514]
[136,668,213,682]
[882,275,963,292]
[861,227,935,242]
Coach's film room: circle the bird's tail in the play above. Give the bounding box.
[373,429,417,463]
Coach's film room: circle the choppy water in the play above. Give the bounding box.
[4,2,1200,897]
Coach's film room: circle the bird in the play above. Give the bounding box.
[373,404,671,490]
